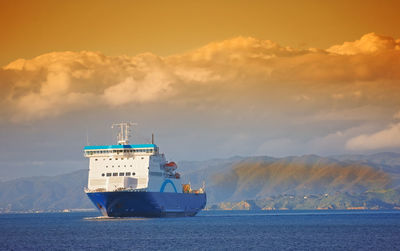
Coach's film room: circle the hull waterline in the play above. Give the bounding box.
[87,191,207,217]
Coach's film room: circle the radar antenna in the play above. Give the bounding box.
[111,122,137,145]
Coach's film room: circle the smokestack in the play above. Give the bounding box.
[152,133,154,144]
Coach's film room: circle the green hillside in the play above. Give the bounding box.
[209,155,393,203]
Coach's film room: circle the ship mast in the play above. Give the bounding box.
[111,122,137,145]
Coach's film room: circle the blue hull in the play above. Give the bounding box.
[86,191,207,217]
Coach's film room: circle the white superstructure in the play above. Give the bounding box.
[84,123,181,193]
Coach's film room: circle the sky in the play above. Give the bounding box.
[1,0,400,180]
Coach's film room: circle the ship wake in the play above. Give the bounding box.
[83,216,148,221]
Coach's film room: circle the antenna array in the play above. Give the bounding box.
[111,122,137,145]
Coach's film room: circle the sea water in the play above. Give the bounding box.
[1,210,400,250]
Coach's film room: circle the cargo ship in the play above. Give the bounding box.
[84,122,206,217]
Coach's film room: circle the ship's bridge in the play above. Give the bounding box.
[84,144,158,157]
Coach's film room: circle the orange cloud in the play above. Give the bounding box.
[327,33,400,55]
[1,33,400,124]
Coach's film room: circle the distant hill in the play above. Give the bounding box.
[1,153,400,212]
[181,154,399,203]
[330,152,400,176]
[331,152,400,167]
[208,155,394,203]
[0,170,91,212]
[208,188,400,210]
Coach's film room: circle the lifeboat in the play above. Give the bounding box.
[164,162,177,172]
[165,162,177,167]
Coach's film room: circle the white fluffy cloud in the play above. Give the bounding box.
[346,123,400,150]
[1,33,400,124]
[103,72,173,106]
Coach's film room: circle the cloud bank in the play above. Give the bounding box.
[1,32,400,123]
[346,123,400,150]
[1,33,400,154]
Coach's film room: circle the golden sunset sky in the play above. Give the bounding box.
[1,0,400,180]
[2,0,400,65]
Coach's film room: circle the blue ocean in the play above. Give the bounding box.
[1,210,400,250]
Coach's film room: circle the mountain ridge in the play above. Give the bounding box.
[1,152,400,212]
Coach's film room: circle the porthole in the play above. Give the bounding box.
[102,173,105,177]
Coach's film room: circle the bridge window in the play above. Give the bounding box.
[126,172,131,176]
[106,173,111,177]
[119,172,124,176]
[113,173,118,176]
